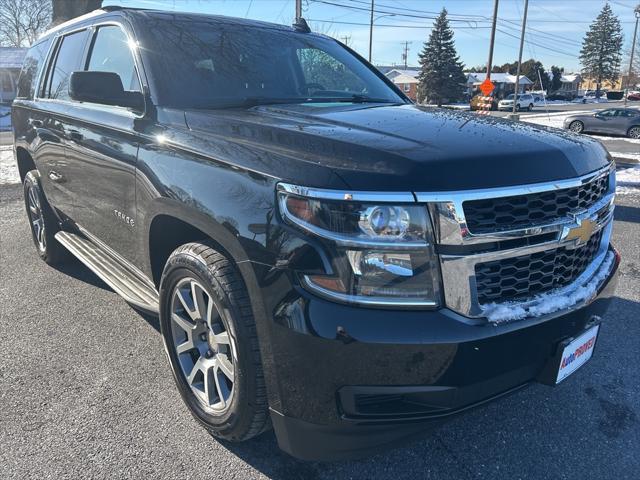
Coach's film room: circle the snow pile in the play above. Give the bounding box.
[0,145,20,185]
[593,136,640,145]
[616,165,640,195]
[482,251,615,324]
[612,152,640,162]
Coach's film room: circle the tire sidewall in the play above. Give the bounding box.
[159,251,256,438]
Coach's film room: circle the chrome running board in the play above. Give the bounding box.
[55,231,159,313]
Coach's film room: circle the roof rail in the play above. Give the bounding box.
[101,5,150,12]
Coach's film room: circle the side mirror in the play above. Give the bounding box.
[69,71,144,111]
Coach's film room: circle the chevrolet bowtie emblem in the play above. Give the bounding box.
[563,217,596,245]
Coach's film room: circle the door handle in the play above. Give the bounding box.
[29,119,43,128]
[48,170,63,182]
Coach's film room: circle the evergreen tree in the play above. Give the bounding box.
[417,9,466,106]
[579,3,623,96]
[520,59,549,91]
[551,66,564,92]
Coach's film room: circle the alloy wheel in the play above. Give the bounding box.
[27,184,46,252]
[629,126,640,139]
[570,121,584,133]
[170,277,236,413]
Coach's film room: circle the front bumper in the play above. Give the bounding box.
[263,247,619,461]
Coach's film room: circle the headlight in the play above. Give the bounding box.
[277,184,441,307]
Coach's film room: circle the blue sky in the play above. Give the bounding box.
[103,0,640,72]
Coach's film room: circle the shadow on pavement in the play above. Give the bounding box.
[52,256,112,291]
[614,204,639,224]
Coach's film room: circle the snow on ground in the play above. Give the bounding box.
[589,135,640,145]
[616,165,640,196]
[0,145,20,185]
[612,152,640,162]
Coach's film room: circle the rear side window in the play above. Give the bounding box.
[46,29,89,101]
[16,38,52,99]
[86,26,140,92]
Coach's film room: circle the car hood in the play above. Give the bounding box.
[182,103,610,191]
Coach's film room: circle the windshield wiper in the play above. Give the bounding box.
[321,94,401,104]
[202,95,402,109]
[204,97,312,109]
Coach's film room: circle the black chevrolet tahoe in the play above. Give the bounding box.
[12,7,619,461]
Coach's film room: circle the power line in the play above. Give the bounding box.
[309,0,584,61]
[305,18,490,29]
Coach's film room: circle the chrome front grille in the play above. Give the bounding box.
[463,173,609,234]
[475,229,603,304]
[418,164,616,319]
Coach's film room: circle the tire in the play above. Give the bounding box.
[628,126,640,139]
[23,170,68,265]
[528,103,534,111]
[569,120,584,134]
[159,242,269,442]
[515,104,521,112]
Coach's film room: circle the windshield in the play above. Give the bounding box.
[505,94,518,100]
[138,16,404,109]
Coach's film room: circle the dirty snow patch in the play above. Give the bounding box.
[0,145,20,185]
[591,136,640,145]
[616,165,640,195]
[483,252,615,324]
[611,152,640,162]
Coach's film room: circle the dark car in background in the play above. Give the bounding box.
[11,7,619,461]
[564,108,640,138]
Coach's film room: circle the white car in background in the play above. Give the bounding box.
[498,93,535,111]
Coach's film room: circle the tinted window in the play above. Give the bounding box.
[137,18,402,109]
[87,26,140,91]
[47,29,89,101]
[16,38,52,99]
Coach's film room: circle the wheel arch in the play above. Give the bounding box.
[145,198,256,290]
[15,146,36,183]
[627,124,640,137]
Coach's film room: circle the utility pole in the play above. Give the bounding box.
[485,0,500,81]
[295,0,302,20]
[624,5,640,107]
[341,35,352,46]
[511,0,529,119]
[368,0,375,62]
[401,41,411,69]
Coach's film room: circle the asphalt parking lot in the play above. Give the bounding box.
[0,179,639,479]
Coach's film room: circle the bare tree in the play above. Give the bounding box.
[51,0,101,27]
[0,0,52,47]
